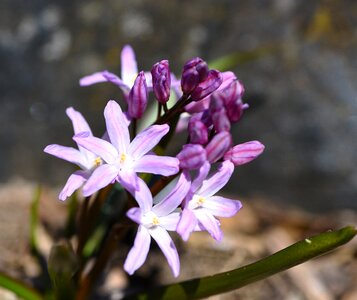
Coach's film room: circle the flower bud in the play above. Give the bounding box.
[191,70,223,101]
[224,141,265,166]
[205,131,232,163]
[181,57,209,94]
[212,109,231,132]
[151,60,171,104]
[177,144,207,170]
[188,117,208,144]
[128,71,148,119]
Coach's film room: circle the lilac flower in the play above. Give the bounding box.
[177,161,242,241]
[73,100,179,196]
[44,107,100,200]
[124,172,190,277]
[205,131,232,163]
[176,144,207,170]
[79,45,152,96]
[151,60,171,104]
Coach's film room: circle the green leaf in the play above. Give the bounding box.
[125,226,356,300]
[48,243,78,300]
[0,272,43,300]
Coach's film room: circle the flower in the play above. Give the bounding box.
[124,172,190,277]
[224,141,265,166]
[79,45,152,96]
[177,161,242,241]
[73,100,179,196]
[44,107,100,200]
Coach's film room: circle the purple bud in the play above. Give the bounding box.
[215,80,245,123]
[128,71,148,119]
[224,141,265,166]
[188,117,208,144]
[212,109,231,132]
[181,57,209,94]
[209,93,225,114]
[177,144,207,170]
[205,131,232,163]
[191,70,223,101]
[151,60,171,104]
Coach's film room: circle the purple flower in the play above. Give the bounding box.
[181,57,209,94]
[124,172,190,277]
[73,100,179,196]
[224,141,265,166]
[177,161,242,241]
[44,107,100,200]
[151,60,171,104]
[128,71,148,119]
[188,115,208,145]
[79,45,152,96]
[190,70,223,101]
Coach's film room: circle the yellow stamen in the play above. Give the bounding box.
[94,157,102,167]
[152,216,160,225]
[119,153,126,164]
[196,196,206,206]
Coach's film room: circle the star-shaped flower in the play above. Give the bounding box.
[79,45,152,96]
[124,172,190,277]
[44,107,101,200]
[74,100,179,196]
[177,161,242,241]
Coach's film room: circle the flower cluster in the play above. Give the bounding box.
[44,45,264,277]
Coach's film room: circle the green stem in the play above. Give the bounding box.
[125,226,356,300]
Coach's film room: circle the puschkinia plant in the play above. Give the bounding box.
[45,45,264,277]
[34,45,355,300]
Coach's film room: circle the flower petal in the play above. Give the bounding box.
[195,211,222,241]
[118,168,140,195]
[203,197,242,218]
[149,226,180,277]
[124,225,151,275]
[44,144,89,169]
[127,177,152,212]
[104,100,130,153]
[121,45,138,86]
[134,155,179,177]
[101,71,129,93]
[129,124,169,159]
[66,107,92,135]
[176,208,197,241]
[82,164,118,197]
[59,170,88,201]
[191,161,210,192]
[198,160,234,198]
[126,207,142,224]
[79,72,107,86]
[159,212,181,231]
[153,172,190,216]
[73,132,118,164]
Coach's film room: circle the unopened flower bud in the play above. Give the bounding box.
[181,57,209,94]
[128,71,148,119]
[188,117,208,144]
[191,70,223,101]
[177,144,207,170]
[212,109,231,132]
[209,93,225,114]
[151,60,171,104]
[224,141,265,166]
[205,131,232,163]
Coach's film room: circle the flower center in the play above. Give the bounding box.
[119,153,127,164]
[190,194,206,209]
[142,211,160,228]
[93,157,102,168]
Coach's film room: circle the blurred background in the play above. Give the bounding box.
[0,1,357,299]
[1,0,357,211]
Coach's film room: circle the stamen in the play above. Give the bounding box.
[196,196,206,206]
[152,216,160,225]
[94,157,102,167]
[119,153,126,164]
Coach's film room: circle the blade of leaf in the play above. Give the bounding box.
[126,226,356,300]
[0,272,43,300]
